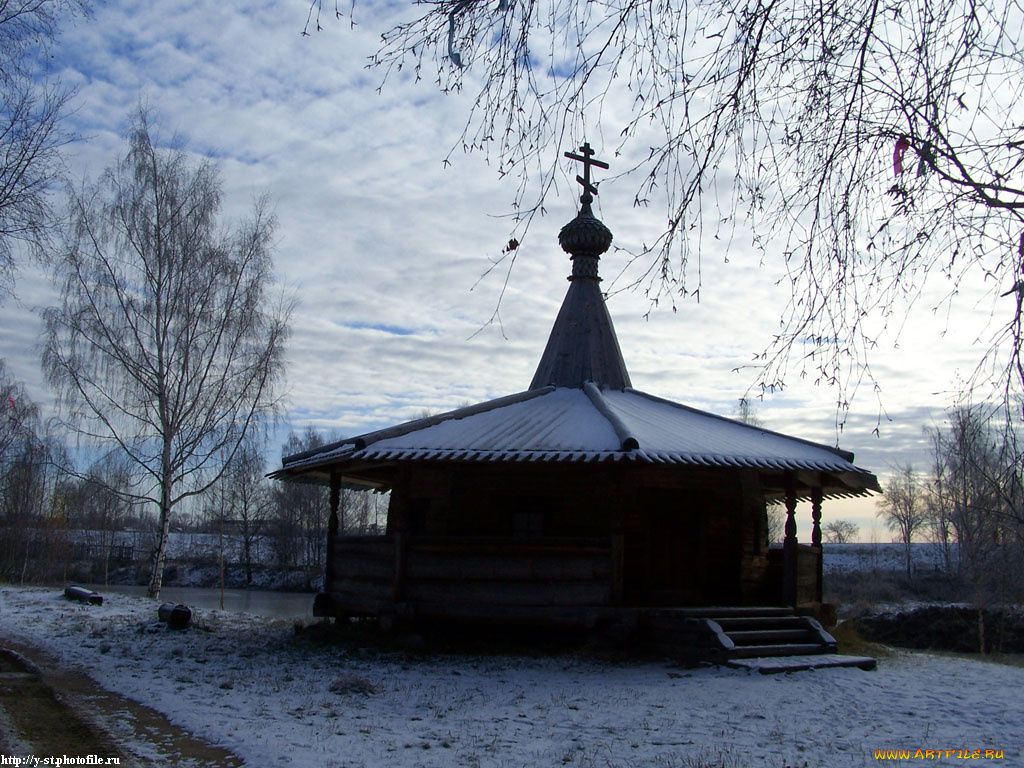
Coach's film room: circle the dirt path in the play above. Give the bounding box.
[0,639,242,767]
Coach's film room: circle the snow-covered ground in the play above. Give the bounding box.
[1,586,1020,767]
[823,543,950,575]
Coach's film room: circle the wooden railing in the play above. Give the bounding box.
[767,543,823,605]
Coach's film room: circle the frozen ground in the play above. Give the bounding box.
[1,586,1021,767]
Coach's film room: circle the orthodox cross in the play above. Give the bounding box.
[564,142,609,198]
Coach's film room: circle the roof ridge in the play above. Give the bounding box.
[583,381,639,451]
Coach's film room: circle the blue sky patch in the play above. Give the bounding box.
[344,321,417,336]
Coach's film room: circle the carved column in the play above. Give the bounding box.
[811,484,823,603]
[782,472,798,607]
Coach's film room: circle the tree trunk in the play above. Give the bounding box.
[148,504,171,599]
[244,536,253,585]
[219,521,225,610]
[147,465,174,599]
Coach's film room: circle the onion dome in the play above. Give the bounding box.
[559,192,613,280]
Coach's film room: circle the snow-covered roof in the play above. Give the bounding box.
[278,153,879,497]
[278,383,879,494]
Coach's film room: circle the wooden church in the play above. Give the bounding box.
[274,145,880,662]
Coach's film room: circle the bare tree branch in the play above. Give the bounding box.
[312,0,1024,421]
[0,0,88,299]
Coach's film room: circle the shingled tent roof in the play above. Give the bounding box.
[277,144,879,498]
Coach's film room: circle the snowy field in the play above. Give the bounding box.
[822,543,950,575]
[1,586,1021,767]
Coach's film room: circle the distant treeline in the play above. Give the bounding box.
[0,392,387,587]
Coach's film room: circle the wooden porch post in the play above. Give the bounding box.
[811,485,823,603]
[326,472,341,589]
[782,472,798,607]
[391,467,410,603]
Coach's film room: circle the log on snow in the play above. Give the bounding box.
[157,603,192,630]
[63,585,103,605]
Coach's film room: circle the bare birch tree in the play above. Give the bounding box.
[271,428,328,586]
[312,0,1024,414]
[63,452,138,585]
[0,361,59,581]
[823,519,859,545]
[930,405,1024,609]
[928,406,1009,650]
[877,464,927,576]
[204,440,272,585]
[0,0,88,297]
[0,359,38,463]
[43,109,291,599]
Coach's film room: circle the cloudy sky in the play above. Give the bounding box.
[1,0,1002,538]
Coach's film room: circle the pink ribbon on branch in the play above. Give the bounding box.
[893,137,910,176]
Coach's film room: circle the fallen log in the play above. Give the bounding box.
[158,603,192,630]
[63,585,103,605]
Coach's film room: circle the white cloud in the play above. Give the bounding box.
[0,0,1002,502]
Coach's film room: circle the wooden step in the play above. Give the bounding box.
[728,654,877,673]
[713,615,805,630]
[726,629,813,645]
[638,607,851,666]
[728,643,831,659]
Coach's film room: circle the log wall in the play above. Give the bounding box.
[328,535,612,618]
[327,462,778,617]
